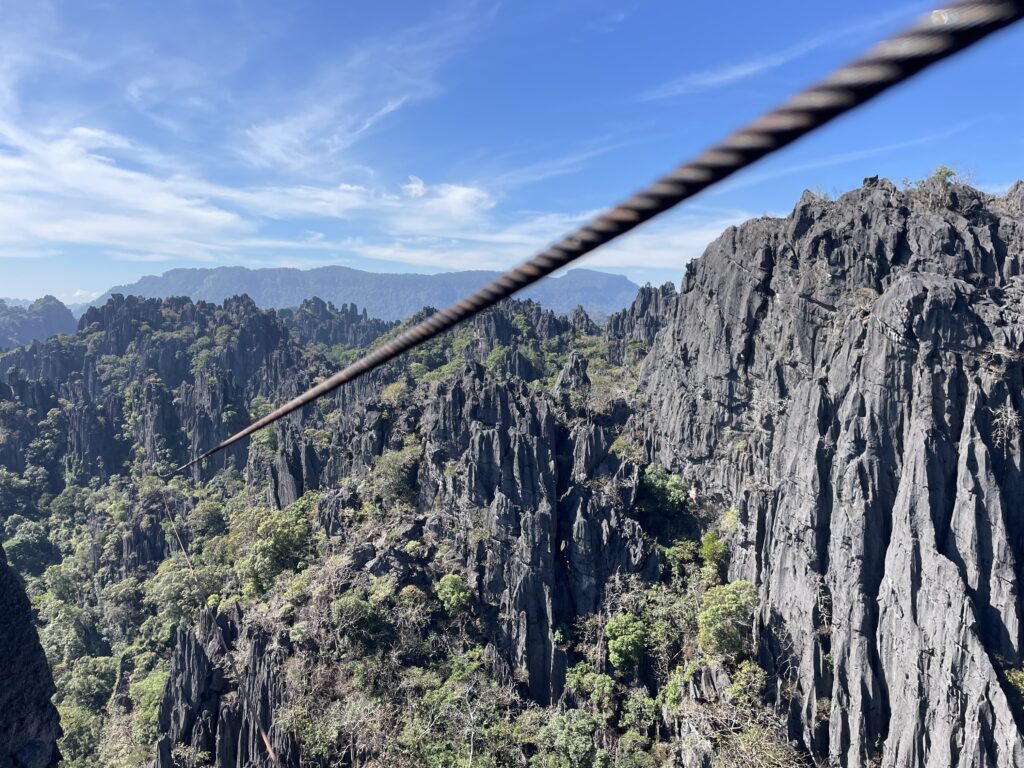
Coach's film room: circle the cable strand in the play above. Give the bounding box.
[163,0,1024,479]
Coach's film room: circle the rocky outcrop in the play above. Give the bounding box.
[605,282,677,365]
[278,298,396,349]
[0,546,60,768]
[151,299,660,756]
[640,177,1024,767]
[15,179,1024,768]
[0,294,342,483]
[0,296,76,351]
[154,606,298,768]
[419,361,656,703]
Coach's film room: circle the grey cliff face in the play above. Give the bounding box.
[417,360,657,703]
[0,546,60,768]
[604,282,678,366]
[640,177,1024,767]
[154,607,298,768]
[277,298,397,349]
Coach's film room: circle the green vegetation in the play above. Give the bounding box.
[698,580,758,660]
[1006,667,1024,697]
[726,660,767,708]
[605,613,647,673]
[436,573,471,615]
[129,667,169,746]
[0,294,807,767]
[359,438,422,512]
[232,494,317,598]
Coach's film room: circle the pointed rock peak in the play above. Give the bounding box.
[635,282,678,303]
[569,306,598,336]
[797,188,820,207]
[553,351,591,397]
[1006,179,1024,210]
[505,346,541,382]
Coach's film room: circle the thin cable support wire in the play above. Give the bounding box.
[164,0,1024,478]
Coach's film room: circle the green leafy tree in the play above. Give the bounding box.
[726,660,767,708]
[142,556,226,643]
[639,466,687,517]
[232,494,316,598]
[329,591,387,648]
[396,648,517,768]
[532,709,607,768]
[361,439,422,510]
[1006,667,1024,697]
[619,690,656,734]
[187,499,227,540]
[635,465,692,544]
[697,580,757,660]
[605,613,647,673]
[67,655,118,711]
[699,530,728,568]
[3,517,57,575]
[58,703,106,768]
[565,662,615,716]
[437,573,471,616]
[129,666,169,748]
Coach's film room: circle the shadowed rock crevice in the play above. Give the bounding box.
[0,546,61,768]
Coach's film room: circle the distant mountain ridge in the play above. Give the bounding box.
[90,266,641,320]
[0,296,77,350]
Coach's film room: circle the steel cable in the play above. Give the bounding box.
[165,0,1024,478]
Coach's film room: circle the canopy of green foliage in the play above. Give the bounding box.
[697,580,757,660]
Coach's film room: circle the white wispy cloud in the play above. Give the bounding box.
[0,0,742,290]
[240,3,490,175]
[0,122,248,260]
[0,115,742,277]
[0,2,100,115]
[482,138,639,189]
[0,118,712,274]
[640,3,926,101]
[0,121,504,261]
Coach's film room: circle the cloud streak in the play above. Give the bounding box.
[640,3,926,101]
[240,3,489,175]
[0,120,739,277]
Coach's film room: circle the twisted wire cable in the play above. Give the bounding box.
[165,0,1024,478]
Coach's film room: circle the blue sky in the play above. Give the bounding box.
[1,0,1022,302]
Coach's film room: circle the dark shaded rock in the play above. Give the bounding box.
[154,605,298,768]
[0,546,60,768]
[552,352,591,405]
[419,362,657,703]
[278,297,395,349]
[568,305,599,336]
